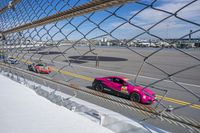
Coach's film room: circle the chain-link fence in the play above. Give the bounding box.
[1,0,200,132]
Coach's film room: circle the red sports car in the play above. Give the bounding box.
[92,76,156,104]
[28,63,51,74]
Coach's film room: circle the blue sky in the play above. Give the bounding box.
[1,0,200,41]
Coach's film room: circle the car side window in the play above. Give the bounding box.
[36,64,44,66]
[107,78,113,81]
[113,78,124,84]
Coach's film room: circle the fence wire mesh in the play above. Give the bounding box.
[0,0,200,132]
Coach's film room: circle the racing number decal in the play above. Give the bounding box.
[121,86,128,94]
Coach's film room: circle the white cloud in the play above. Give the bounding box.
[156,1,200,18]
[107,0,200,38]
[132,9,169,24]
[129,1,200,35]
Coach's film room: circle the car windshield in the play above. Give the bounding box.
[126,80,136,86]
[37,64,44,66]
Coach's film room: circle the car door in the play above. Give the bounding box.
[113,78,129,94]
[35,64,42,72]
[102,77,114,90]
[112,78,124,92]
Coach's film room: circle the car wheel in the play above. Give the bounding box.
[28,66,32,71]
[95,83,104,92]
[130,92,141,103]
[35,69,39,73]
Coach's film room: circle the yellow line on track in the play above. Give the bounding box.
[50,67,94,81]
[156,95,200,110]
[17,59,200,110]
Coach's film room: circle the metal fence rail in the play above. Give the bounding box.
[0,0,200,132]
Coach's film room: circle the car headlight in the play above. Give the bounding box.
[144,91,151,96]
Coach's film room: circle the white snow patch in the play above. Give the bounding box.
[0,75,114,133]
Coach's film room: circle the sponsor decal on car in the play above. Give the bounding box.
[104,88,111,91]
[121,86,128,94]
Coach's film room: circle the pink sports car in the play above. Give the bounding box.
[92,76,156,104]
